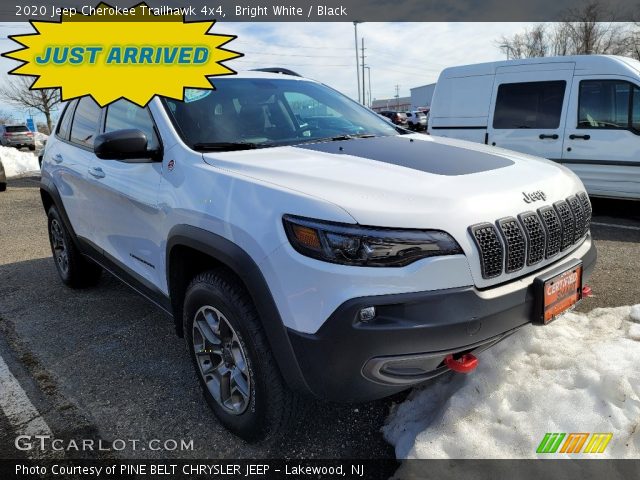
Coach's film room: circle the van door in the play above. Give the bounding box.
[487,63,575,159]
[562,77,640,199]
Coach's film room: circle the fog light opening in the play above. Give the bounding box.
[359,306,376,323]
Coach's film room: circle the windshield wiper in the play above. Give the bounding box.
[298,133,377,145]
[192,142,259,152]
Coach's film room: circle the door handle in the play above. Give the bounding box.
[539,134,559,140]
[53,153,63,163]
[88,166,105,179]
[569,134,591,140]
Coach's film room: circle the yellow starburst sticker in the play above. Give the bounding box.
[2,2,242,106]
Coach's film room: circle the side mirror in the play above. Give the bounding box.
[94,129,157,161]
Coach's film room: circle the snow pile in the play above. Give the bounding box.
[384,306,640,459]
[0,145,39,178]
[34,132,48,149]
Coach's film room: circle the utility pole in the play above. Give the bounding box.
[353,22,361,104]
[395,84,400,111]
[364,66,372,107]
[361,38,366,106]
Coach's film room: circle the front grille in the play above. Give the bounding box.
[538,206,561,258]
[519,212,546,265]
[567,196,586,242]
[469,223,504,279]
[577,192,592,235]
[554,200,575,251]
[497,217,526,273]
[470,192,591,279]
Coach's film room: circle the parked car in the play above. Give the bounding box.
[41,69,595,442]
[428,55,640,200]
[405,110,428,131]
[0,124,35,150]
[0,159,6,192]
[378,110,408,126]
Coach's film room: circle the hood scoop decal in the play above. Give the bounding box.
[295,136,513,176]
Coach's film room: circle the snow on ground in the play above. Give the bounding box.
[34,132,48,150]
[0,145,40,178]
[383,306,640,459]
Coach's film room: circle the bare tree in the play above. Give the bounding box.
[0,76,60,133]
[0,110,15,125]
[498,2,636,60]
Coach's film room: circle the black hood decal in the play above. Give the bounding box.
[295,136,513,176]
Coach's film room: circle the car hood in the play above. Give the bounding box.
[202,134,585,230]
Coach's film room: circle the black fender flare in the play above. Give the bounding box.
[166,225,312,397]
[40,176,83,251]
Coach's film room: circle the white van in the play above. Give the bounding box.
[428,55,640,200]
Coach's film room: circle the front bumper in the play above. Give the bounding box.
[288,238,596,402]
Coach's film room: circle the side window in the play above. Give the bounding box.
[632,85,640,132]
[493,81,566,129]
[578,80,631,129]
[104,99,160,151]
[56,100,76,140]
[70,97,101,148]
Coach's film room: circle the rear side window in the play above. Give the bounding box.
[104,99,160,151]
[6,125,29,133]
[56,101,75,140]
[493,81,566,129]
[579,80,639,132]
[70,97,101,148]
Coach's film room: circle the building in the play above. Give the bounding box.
[410,83,436,111]
[371,96,411,112]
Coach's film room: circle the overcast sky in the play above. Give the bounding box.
[0,22,531,124]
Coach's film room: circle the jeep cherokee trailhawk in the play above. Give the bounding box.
[40,69,596,441]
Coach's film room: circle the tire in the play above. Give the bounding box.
[29,145,35,151]
[184,270,302,442]
[47,206,102,288]
[0,183,6,192]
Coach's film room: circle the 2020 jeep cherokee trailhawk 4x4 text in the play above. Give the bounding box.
[40,70,596,441]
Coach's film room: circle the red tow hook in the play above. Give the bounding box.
[582,285,593,298]
[444,353,478,374]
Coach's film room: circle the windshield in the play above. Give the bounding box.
[162,78,399,150]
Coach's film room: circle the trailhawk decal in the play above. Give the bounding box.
[296,136,513,176]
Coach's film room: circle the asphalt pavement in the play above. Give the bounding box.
[0,177,638,460]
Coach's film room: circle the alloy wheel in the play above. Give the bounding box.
[192,306,251,415]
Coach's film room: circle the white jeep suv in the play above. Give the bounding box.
[40,69,596,441]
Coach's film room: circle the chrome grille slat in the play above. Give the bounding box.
[537,206,561,258]
[470,192,591,279]
[497,217,526,273]
[469,223,504,279]
[518,212,546,265]
[577,192,592,235]
[567,195,586,242]
[553,200,575,251]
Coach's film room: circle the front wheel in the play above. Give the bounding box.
[184,270,302,442]
[47,206,102,288]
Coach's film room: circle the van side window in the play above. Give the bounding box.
[70,97,101,148]
[56,100,76,141]
[493,81,566,129]
[578,80,633,130]
[105,99,160,151]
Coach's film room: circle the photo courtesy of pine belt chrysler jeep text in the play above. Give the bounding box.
[40,68,596,441]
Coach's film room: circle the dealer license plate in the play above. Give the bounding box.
[539,263,583,324]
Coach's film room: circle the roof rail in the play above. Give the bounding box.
[251,67,302,77]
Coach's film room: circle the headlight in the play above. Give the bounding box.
[283,215,463,267]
